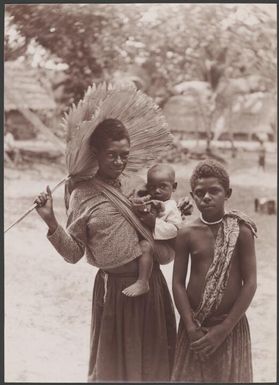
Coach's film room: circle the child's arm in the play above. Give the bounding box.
[190,223,257,357]
[172,227,206,342]
[153,201,182,240]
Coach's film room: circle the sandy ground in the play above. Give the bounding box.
[4,156,277,383]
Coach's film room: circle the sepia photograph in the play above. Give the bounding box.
[4,3,277,383]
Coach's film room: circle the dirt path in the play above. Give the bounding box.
[4,160,277,382]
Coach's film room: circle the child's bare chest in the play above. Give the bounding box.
[189,224,240,272]
[190,226,219,264]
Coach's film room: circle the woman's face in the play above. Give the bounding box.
[96,138,130,179]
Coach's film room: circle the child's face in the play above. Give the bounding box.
[147,170,177,202]
[190,177,232,220]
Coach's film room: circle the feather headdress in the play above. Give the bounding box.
[5,82,173,233]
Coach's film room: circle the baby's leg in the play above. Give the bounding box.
[122,240,153,297]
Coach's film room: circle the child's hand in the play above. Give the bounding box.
[189,323,228,359]
[177,196,194,218]
[187,327,208,362]
[188,327,206,343]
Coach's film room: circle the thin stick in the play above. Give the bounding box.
[4,176,68,234]
[132,200,154,206]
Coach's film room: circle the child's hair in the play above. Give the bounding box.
[147,163,176,182]
[89,118,130,149]
[190,159,230,191]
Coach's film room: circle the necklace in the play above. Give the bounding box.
[200,213,224,225]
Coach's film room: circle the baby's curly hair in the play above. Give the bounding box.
[190,159,230,192]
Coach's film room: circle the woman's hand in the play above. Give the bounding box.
[130,196,152,215]
[189,323,228,359]
[139,211,156,230]
[34,186,58,233]
[177,196,194,218]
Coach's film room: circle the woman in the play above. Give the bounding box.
[34,119,177,382]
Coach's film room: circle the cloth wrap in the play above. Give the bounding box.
[172,210,256,383]
[194,209,257,326]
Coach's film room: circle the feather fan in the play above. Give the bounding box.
[62,81,173,178]
[5,81,173,233]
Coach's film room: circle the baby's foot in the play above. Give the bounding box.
[122,280,150,297]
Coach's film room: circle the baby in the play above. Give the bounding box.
[122,164,183,297]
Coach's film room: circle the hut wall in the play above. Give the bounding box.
[5,111,37,140]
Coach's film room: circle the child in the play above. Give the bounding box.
[172,159,257,383]
[122,164,183,297]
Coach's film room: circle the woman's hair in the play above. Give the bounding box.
[89,118,130,149]
[190,159,230,192]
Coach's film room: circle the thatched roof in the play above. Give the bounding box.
[163,95,205,133]
[164,91,276,137]
[4,61,56,112]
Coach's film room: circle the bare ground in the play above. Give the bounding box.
[4,152,277,382]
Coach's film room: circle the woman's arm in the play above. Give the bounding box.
[47,225,84,264]
[35,186,84,264]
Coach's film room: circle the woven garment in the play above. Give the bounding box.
[194,210,257,326]
[171,209,256,382]
[172,315,253,383]
[88,265,176,382]
[48,177,143,269]
[93,177,155,251]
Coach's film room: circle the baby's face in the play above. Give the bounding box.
[147,170,176,202]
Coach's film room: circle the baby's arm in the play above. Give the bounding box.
[172,227,206,342]
[153,201,181,240]
[191,223,257,356]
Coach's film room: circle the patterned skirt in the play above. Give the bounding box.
[88,264,176,382]
[171,314,253,383]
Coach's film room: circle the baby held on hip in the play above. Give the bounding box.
[122,164,185,297]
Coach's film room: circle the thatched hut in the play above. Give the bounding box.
[214,91,276,142]
[163,89,211,140]
[165,79,276,142]
[4,61,57,140]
